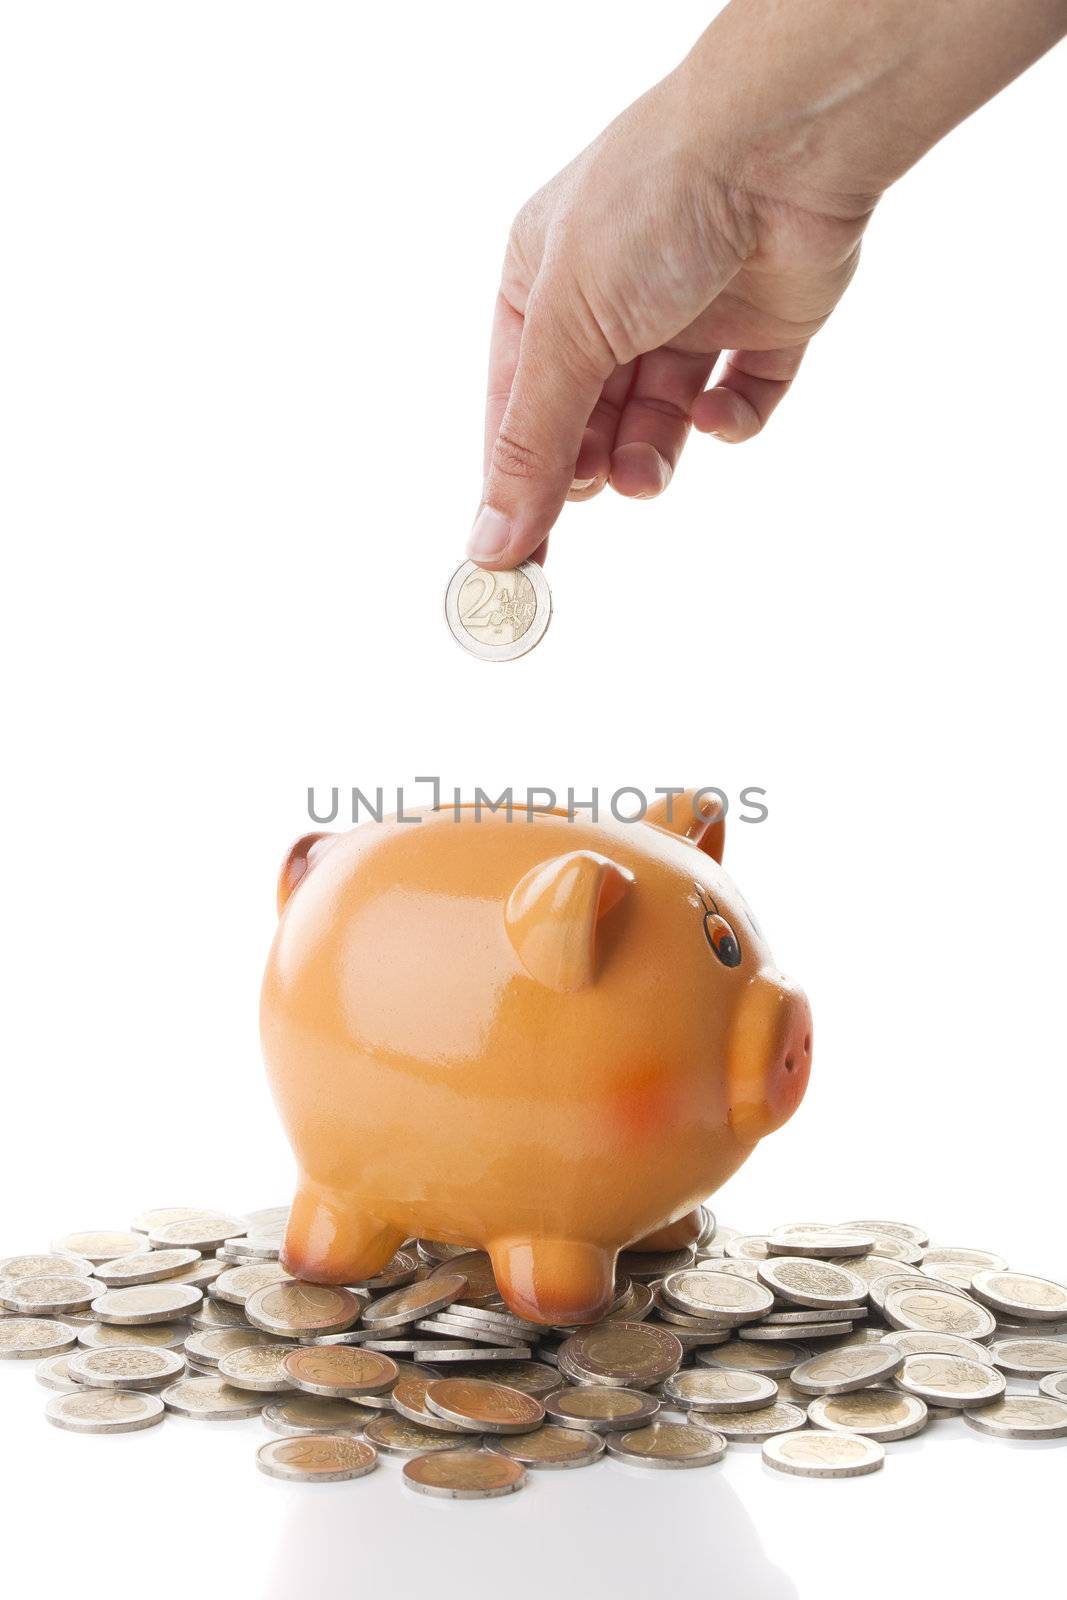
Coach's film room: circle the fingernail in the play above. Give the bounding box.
[570,476,597,491]
[466,505,512,561]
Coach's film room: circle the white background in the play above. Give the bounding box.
[1,3,1064,1596]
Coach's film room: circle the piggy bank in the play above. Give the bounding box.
[261,792,812,1325]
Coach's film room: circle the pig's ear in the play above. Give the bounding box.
[645,790,725,863]
[277,832,337,914]
[505,851,634,992]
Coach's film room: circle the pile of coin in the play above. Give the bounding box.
[3,1206,1066,1493]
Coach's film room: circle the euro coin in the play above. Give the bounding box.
[696,1340,807,1376]
[757,1258,866,1309]
[257,1433,378,1482]
[363,1413,469,1455]
[987,1337,1067,1377]
[763,1430,884,1478]
[361,1272,467,1329]
[51,1232,145,1265]
[879,1330,995,1364]
[403,1448,525,1499]
[1038,1372,1067,1401]
[161,1376,266,1420]
[0,1318,78,1360]
[970,1270,1067,1322]
[77,1321,188,1351]
[662,1368,778,1412]
[212,1263,292,1305]
[35,1353,78,1392]
[605,1421,727,1468]
[894,1354,1005,1408]
[790,1344,903,1395]
[424,1377,544,1434]
[807,1387,928,1441]
[963,1395,1067,1439]
[1,1276,97,1315]
[883,1288,995,1341]
[217,1344,300,1393]
[91,1249,202,1287]
[543,1386,660,1432]
[262,1395,376,1435]
[46,1389,165,1435]
[660,1270,773,1325]
[444,558,551,663]
[282,1346,400,1398]
[487,1424,604,1469]
[559,1323,683,1389]
[67,1346,184,1389]
[245,1281,362,1337]
[91,1284,203,1325]
[768,1226,875,1258]
[689,1401,807,1443]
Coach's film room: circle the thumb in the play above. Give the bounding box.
[469,283,611,570]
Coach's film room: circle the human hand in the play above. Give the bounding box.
[470,0,1067,570]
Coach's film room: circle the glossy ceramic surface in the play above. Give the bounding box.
[261,792,811,1324]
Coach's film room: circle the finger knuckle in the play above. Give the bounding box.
[490,430,543,483]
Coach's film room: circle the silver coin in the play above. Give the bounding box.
[413,1316,525,1347]
[987,1337,1067,1377]
[190,1298,251,1331]
[146,1217,248,1251]
[243,1206,290,1235]
[542,1386,660,1432]
[360,1272,467,1329]
[963,1395,1067,1439]
[618,1249,696,1282]
[761,1306,860,1325]
[0,1275,98,1314]
[0,1252,94,1281]
[660,1270,774,1325]
[696,1339,808,1376]
[220,1236,281,1262]
[161,1375,266,1419]
[442,1359,560,1397]
[91,1248,203,1288]
[166,1258,225,1291]
[841,1220,929,1248]
[245,1281,362,1337]
[740,1321,854,1342]
[994,1315,1067,1336]
[183,1327,284,1367]
[691,1401,807,1444]
[970,1270,1067,1322]
[920,1247,1007,1284]
[870,1271,968,1314]
[91,1283,203,1325]
[560,1323,683,1389]
[77,1320,189,1351]
[51,1231,146,1265]
[363,1413,469,1456]
[487,1424,605,1470]
[702,1258,762,1282]
[445,1304,544,1338]
[848,1256,925,1290]
[212,1263,292,1305]
[257,1433,379,1482]
[402,1448,525,1498]
[808,1386,928,1441]
[351,1250,420,1293]
[894,1354,1006,1407]
[880,1329,995,1364]
[724,1236,770,1261]
[662,1368,778,1413]
[67,1345,184,1389]
[395,1343,532,1363]
[415,1239,473,1264]
[757,1258,866,1309]
[1038,1372,1067,1401]
[768,1226,875,1258]
[35,1353,79,1392]
[262,1395,376,1436]
[45,1389,165,1435]
[218,1344,300,1392]
[0,1318,77,1359]
[883,1287,996,1341]
[763,1430,884,1478]
[790,1344,903,1395]
[444,558,551,663]
[606,1421,728,1469]
[346,1358,432,1411]
[859,1235,925,1266]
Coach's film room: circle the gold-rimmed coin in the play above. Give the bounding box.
[262,1395,377,1435]
[363,1413,469,1455]
[606,1421,727,1469]
[487,1424,604,1470]
[542,1386,660,1432]
[424,1377,544,1434]
[257,1433,378,1481]
[282,1345,399,1397]
[560,1322,683,1389]
[402,1449,525,1499]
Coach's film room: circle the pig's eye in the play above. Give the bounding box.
[704,913,742,968]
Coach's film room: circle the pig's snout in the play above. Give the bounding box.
[727,973,812,1145]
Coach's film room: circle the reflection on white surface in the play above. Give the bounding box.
[263,1454,798,1600]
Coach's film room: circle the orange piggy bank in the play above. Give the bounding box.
[261,792,812,1325]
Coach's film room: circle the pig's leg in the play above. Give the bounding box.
[628,1208,705,1252]
[282,1179,404,1284]
[488,1237,616,1326]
